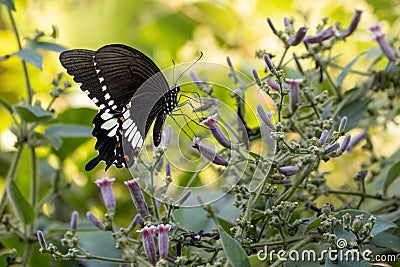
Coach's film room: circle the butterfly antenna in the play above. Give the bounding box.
[174,51,203,84]
[172,59,176,85]
[169,113,195,142]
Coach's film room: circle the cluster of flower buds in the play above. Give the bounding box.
[137,224,172,264]
[369,23,396,61]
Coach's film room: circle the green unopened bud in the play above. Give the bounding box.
[352,218,363,232]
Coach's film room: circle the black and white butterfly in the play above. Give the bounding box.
[60,44,179,171]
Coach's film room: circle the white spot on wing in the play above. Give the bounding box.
[99,104,105,109]
[92,97,99,103]
[105,93,110,100]
[96,69,100,74]
[108,100,114,106]
[111,105,117,110]
[101,119,118,130]
[99,77,104,83]
[102,85,107,91]
[132,131,140,146]
[100,112,113,120]
[128,128,137,142]
[122,118,133,129]
[123,110,130,119]
[137,137,143,149]
[107,125,118,137]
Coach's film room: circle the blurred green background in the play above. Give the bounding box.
[0,0,399,266]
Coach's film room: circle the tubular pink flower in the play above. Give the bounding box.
[369,23,396,61]
[156,224,171,259]
[279,166,299,176]
[124,179,149,217]
[288,26,308,46]
[137,226,157,264]
[70,211,78,231]
[192,137,228,166]
[201,115,231,149]
[95,177,116,212]
[285,78,303,113]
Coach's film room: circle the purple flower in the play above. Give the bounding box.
[369,23,396,61]
[339,116,348,132]
[226,56,233,68]
[288,26,308,46]
[285,78,303,113]
[86,211,104,230]
[340,134,352,152]
[194,98,219,112]
[281,179,292,185]
[342,10,362,38]
[156,224,171,259]
[36,230,47,250]
[252,69,261,86]
[137,226,157,264]
[283,17,290,28]
[263,54,275,72]
[201,115,231,148]
[192,137,228,166]
[324,142,340,154]
[163,125,172,147]
[304,26,336,43]
[189,71,203,88]
[124,179,149,217]
[70,211,78,231]
[319,130,329,145]
[346,129,367,152]
[279,166,299,176]
[95,177,116,212]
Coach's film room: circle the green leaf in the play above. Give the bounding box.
[336,53,365,87]
[6,181,35,224]
[31,41,66,52]
[13,105,53,122]
[370,231,400,252]
[0,0,15,10]
[218,226,250,267]
[383,161,400,195]
[45,124,92,138]
[13,48,43,70]
[0,98,12,114]
[338,99,369,131]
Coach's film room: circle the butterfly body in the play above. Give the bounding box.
[60,44,178,171]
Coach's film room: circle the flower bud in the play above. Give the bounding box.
[252,69,261,86]
[285,78,303,113]
[201,115,231,148]
[324,142,340,153]
[192,137,228,166]
[175,190,192,205]
[267,78,280,91]
[263,54,275,72]
[189,71,203,88]
[266,18,278,34]
[319,130,329,145]
[194,98,219,112]
[137,226,157,264]
[340,134,351,152]
[338,116,348,132]
[346,129,367,152]
[304,26,336,43]
[124,179,149,217]
[352,218,363,232]
[278,166,299,176]
[95,177,116,212]
[36,230,47,250]
[86,211,104,230]
[156,224,171,259]
[226,56,233,68]
[341,10,362,38]
[70,211,78,231]
[256,104,275,130]
[127,214,143,232]
[288,26,308,46]
[166,162,171,177]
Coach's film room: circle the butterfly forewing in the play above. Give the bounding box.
[60,44,178,170]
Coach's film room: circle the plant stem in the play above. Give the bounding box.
[7,8,33,104]
[0,144,24,215]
